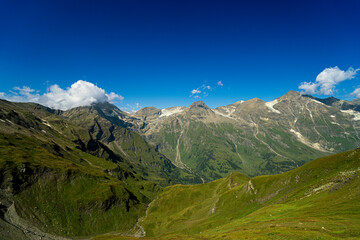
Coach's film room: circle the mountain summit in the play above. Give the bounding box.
[188,100,210,109]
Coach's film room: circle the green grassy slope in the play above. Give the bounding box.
[0,133,159,237]
[94,148,360,239]
[156,119,327,181]
[0,100,162,237]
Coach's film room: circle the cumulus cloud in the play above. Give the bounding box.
[190,89,201,98]
[191,89,201,94]
[217,81,223,86]
[0,80,123,110]
[299,66,359,95]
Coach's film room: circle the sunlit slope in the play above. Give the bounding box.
[133,148,360,239]
[126,92,360,182]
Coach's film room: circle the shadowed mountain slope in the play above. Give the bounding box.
[0,99,198,239]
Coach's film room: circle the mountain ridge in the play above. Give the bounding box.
[109,91,360,181]
[1,94,360,239]
[3,91,359,182]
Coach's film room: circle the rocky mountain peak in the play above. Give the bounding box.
[241,98,265,106]
[135,107,161,118]
[90,101,128,118]
[184,101,214,117]
[188,101,210,109]
[233,100,244,105]
[278,90,301,100]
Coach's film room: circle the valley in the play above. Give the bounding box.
[94,148,360,239]
[1,92,360,239]
[2,1,359,239]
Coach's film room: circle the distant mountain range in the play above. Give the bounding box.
[1,91,360,239]
[89,90,360,181]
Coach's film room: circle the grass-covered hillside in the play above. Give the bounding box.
[94,147,360,239]
[0,100,195,239]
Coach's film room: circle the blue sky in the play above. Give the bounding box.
[0,0,359,111]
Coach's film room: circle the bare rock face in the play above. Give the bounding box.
[183,101,215,119]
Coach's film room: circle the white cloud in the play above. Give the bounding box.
[190,88,201,98]
[189,82,223,99]
[351,88,360,98]
[0,80,124,110]
[3,86,41,103]
[106,92,124,102]
[298,82,317,95]
[191,89,201,94]
[122,102,141,113]
[299,66,359,95]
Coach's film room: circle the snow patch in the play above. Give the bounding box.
[330,122,340,126]
[0,119,5,123]
[341,109,360,121]
[160,107,184,117]
[213,109,235,119]
[221,106,236,114]
[330,115,335,118]
[234,100,244,105]
[41,119,52,128]
[290,129,326,152]
[311,99,327,106]
[265,100,281,114]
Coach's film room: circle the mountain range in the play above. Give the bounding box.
[95,91,360,181]
[0,91,360,239]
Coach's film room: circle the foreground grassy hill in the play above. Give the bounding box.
[94,148,360,239]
